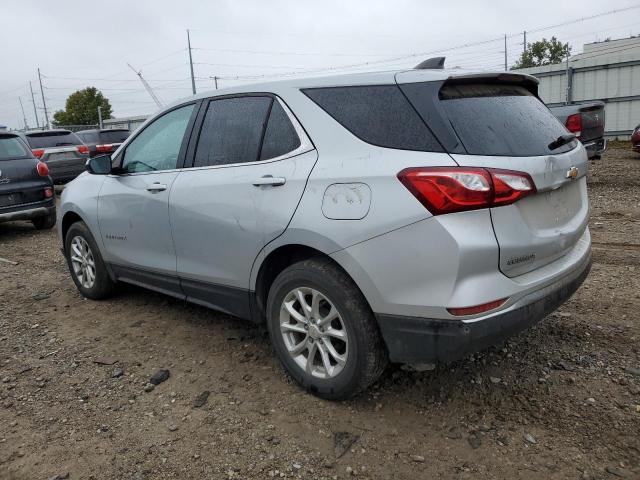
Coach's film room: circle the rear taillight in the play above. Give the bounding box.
[44,187,53,198]
[32,149,45,158]
[565,113,582,138]
[36,161,49,177]
[96,144,114,153]
[447,298,507,316]
[77,145,89,154]
[397,167,536,215]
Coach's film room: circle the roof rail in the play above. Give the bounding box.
[414,57,445,70]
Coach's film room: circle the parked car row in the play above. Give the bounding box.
[0,128,130,231]
[16,128,130,184]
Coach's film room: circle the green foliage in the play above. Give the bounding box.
[512,37,572,69]
[52,87,112,126]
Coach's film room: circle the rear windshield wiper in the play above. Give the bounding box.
[548,134,576,151]
[55,142,77,147]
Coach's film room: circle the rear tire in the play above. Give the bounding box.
[64,221,116,300]
[266,258,388,400]
[32,212,56,230]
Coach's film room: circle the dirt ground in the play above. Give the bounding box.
[1,144,639,480]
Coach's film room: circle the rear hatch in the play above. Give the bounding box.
[25,130,87,163]
[577,102,605,143]
[397,72,589,277]
[0,135,50,207]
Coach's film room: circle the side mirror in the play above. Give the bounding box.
[85,154,113,175]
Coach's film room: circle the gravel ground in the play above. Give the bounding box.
[1,144,639,480]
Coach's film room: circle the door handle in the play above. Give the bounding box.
[252,175,286,187]
[146,182,167,193]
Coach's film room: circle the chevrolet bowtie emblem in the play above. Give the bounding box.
[566,166,579,180]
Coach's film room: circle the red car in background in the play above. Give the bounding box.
[632,124,640,153]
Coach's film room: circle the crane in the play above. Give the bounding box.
[127,63,163,109]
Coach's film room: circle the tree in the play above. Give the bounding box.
[512,37,571,69]
[53,87,112,126]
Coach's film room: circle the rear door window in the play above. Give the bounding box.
[194,96,272,167]
[437,83,576,156]
[302,85,443,152]
[0,136,30,160]
[25,131,83,148]
[260,100,301,160]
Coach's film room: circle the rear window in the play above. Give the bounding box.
[302,85,443,152]
[25,131,82,149]
[99,130,129,144]
[438,83,576,156]
[0,136,30,160]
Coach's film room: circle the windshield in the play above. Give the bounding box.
[25,131,83,149]
[0,135,31,160]
[438,83,577,156]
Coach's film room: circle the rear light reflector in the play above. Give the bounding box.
[36,161,49,177]
[44,187,53,198]
[447,298,507,316]
[397,167,536,215]
[96,144,114,153]
[77,145,89,154]
[32,149,45,158]
[565,113,582,138]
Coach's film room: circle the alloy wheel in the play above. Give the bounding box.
[70,236,96,289]
[279,287,349,379]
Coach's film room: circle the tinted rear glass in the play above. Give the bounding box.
[438,83,576,156]
[303,85,443,152]
[100,130,129,144]
[260,101,301,160]
[0,136,30,160]
[194,96,272,167]
[26,131,82,148]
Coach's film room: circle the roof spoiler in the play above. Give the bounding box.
[414,57,445,70]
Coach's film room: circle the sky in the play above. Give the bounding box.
[1,0,639,130]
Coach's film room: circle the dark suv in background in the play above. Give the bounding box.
[19,129,89,183]
[76,128,130,157]
[0,132,56,229]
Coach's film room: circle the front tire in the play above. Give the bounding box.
[266,258,388,400]
[64,221,116,300]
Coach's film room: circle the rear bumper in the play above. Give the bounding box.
[0,200,56,223]
[47,160,87,184]
[582,137,607,159]
[376,252,591,364]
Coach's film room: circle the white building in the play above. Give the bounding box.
[519,36,640,138]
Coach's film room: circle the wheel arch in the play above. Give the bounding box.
[252,242,374,324]
[61,211,85,249]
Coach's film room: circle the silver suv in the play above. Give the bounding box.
[59,68,591,399]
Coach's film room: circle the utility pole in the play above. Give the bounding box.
[37,68,49,130]
[97,106,104,129]
[523,31,527,55]
[18,97,28,130]
[565,54,572,105]
[504,34,508,70]
[213,76,218,90]
[29,81,40,129]
[187,29,196,95]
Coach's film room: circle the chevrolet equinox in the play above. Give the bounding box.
[59,67,591,399]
